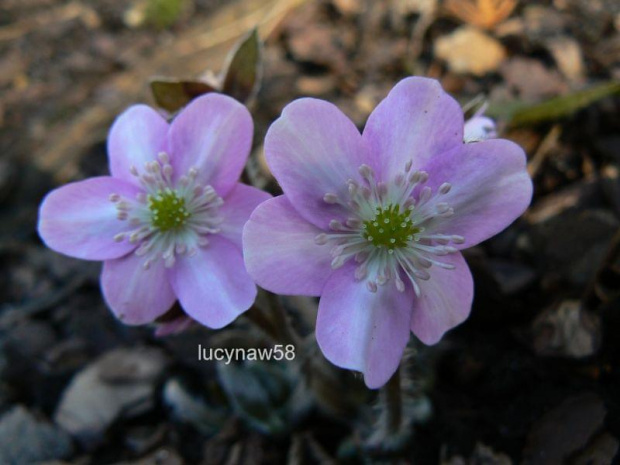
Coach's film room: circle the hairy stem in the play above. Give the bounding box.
[382,367,402,435]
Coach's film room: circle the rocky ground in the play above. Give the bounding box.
[1,0,619,463]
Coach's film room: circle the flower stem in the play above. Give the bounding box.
[382,367,402,435]
[246,292,302,347]
[265,291,302,347]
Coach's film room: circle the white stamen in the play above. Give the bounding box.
[439,182,452,194]
[313,161,463,293]
[323,193,339,204]
[110,154,223,270]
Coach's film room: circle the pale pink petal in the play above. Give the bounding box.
[38,177,140,260]
[265,98,374,229]
[421,139,532,249]
[410,252,473,345]
[243,196,333,296]
[316,263,413,389]
[219,183,272,249]
[168,93,253,197]
[169,235,256,329]
[363,77,464,181]
[101,253,177,325]
[108,105,169,184]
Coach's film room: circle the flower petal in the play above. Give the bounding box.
[243,196,333,296]
[108,105,169,183]
[169,236,256,329]
[410,252,473,345]
[421,139,532,249]
[316,263,413,389]
[101,253,177,325]
[363,77,464,181]
[38,177,140,260]
[168,93,253,197]
[265,98,373,229]
[219,183,272,249]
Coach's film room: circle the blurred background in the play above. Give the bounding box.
[1,0,619,463]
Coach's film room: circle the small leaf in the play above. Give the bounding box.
[505,81,620,127]
[221,28,262,103]
[150,78,217,113]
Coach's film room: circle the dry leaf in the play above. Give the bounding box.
[434,26,506,76]
[444,0,517,29]
[546,36,585,83]
[150,79,218,113]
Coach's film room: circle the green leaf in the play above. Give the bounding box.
[144,0,188,29]
[504,81,620,127]
[150,78,217,113]
[221,28,262,103]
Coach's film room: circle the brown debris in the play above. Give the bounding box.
[443,0,518,30]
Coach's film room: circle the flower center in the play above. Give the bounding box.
[316,161,464,295]
[110,152,223,269]
[363,204,420,250]
[148,189,189,232]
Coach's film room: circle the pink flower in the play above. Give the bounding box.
[243,77,532,388]
[38,94,270,330]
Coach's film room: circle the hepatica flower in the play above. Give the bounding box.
[243,77,532,388]
[38,94,270,330]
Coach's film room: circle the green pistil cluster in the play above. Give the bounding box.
[363,204,420,250]
[148,189,189,232]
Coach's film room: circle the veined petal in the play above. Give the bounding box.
[108,105,169,184]
[169,236,256,329]
[421,139,532,249]
[363,77,464,181]
[316,263,413,389]
[38,177,140,260]
[101,253,177,325]
[168,93,253,197]
[219,183,272,250]
[265,98,374,229]
[411,252,473,345]
[243,196,333,296]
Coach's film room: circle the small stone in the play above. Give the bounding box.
[488,259,537,295]
[531,300,600,358]
[0,406,73,464]
[523,393,607,465]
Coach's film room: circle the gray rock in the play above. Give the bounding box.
[54,347,168,447]
[0,405,73,464]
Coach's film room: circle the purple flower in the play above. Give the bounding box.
[243,77,532,388]
[38,94,271,330]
